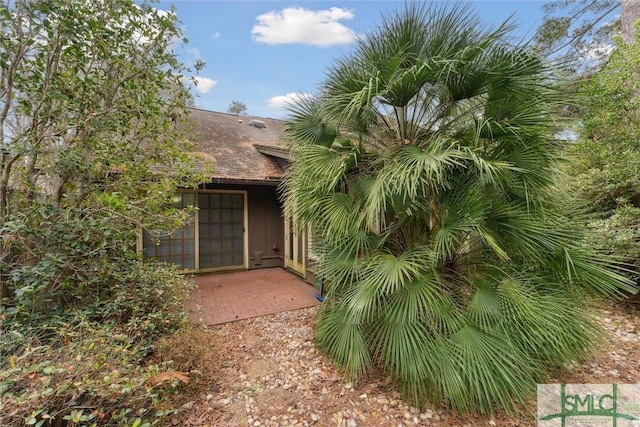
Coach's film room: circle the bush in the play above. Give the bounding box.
[0,318,185,427]
[1,205,193,345]
[0,259,196,426]
[0,206,199,426]
[83,261,194,353]
[587,201,640,280]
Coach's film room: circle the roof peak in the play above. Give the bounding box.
[186,106,285,123]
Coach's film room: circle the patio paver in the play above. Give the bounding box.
[187,268,321,325]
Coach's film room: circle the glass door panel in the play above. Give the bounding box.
[198,193,244,269]
[142,192,196,271]
[285,215,306,276]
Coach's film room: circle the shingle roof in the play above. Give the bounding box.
[187,108,287,182]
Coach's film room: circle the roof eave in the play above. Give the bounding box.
[208,176,282,186]
[254,144,291,161]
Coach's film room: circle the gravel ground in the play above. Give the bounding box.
[175,300,640,427]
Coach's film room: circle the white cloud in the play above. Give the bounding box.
[186,47,202,60]
[193,76,217,94]
[269,92,313,109]
[580,40,615,62]
[212,31,221,38]
[252,7,357,47]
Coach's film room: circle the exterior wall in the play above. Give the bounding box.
[143,182,284,273]
[246,185,284,269]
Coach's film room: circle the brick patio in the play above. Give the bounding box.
[187,268,321,325]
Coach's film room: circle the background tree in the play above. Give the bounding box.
[0,0,204,303]
[227,100,248,116]
[622,0,640,43]
[284,4,634,414]
[566,26,640,279]
[0,1,207,423]
[536,1,640,280]
[534,0,619,69]
[0,0,200,219]
[534,0,640,69]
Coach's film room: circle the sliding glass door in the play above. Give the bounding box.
[142,192,196,270]
[198,192,245,269]
[143,191,246,271]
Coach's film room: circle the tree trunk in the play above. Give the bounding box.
[622,0,640,44]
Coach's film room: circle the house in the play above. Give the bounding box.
[141,108,309,278]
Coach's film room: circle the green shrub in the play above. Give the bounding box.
[83,261,194,353]
[1,205,193,345]
[587,201,640,276]
[0,318,184,427]
[0,205,197,426]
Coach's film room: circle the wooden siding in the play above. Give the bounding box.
[247,185,284,269]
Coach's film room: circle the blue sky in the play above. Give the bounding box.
[159,1,551,119]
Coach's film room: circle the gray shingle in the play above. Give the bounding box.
[187,108,286,182]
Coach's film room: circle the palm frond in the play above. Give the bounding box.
[495,275,598,363]
[315,304,372,381]
[284,95,337,147]
[446,325,535,413]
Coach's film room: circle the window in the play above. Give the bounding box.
[143,192,196,270]
[142,190,246,271]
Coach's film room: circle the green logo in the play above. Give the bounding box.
[538,384,640,427]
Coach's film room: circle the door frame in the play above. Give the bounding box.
[284,214,306,277]
[140,189,249,273]
[196,189,249,272]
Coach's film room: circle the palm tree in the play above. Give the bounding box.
[283,3,635,415]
